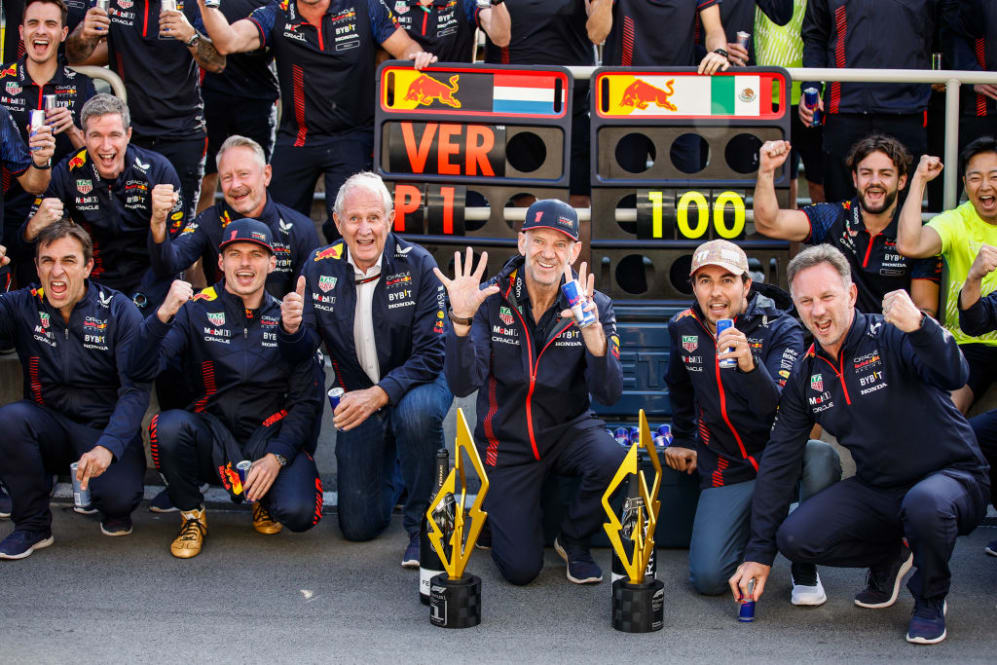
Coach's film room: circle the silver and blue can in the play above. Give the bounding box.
[561,279,596,328]
[627,425,639,444]
[613,427,630,446]
[654,424,673,448]
[328,387,344,412]
[236,460,252,485]
[43,95,59,111]
[70,462,91,511]
[29,109,46,132]
[739,580,756,622]
[95,0,110,11]
[736,31,751,51]
[803,87,822,127]
[716,318,737,369]
[203,0,221,7]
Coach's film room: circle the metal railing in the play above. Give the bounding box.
[69,66,127,101]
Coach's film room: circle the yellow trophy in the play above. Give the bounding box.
[425,408,489,628]
[602,410,664,632]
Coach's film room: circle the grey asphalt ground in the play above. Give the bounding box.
[1,504,995,665]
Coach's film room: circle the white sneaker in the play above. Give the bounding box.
[791,570,828,607]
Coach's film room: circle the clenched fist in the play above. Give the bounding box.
[157,279,193,324]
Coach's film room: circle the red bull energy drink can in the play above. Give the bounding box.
[736,31,751,51]
[204,0,221,7]
[803,87,822,127]
[328,387,344,411]
[95,0,110,11]
[739,579,756,622]
[716,318,736,369]
[561,279,596,329]
[236,460,252,485]
[43,95,59,111]
[613,427,630,446]
[70,462,92,511]
[654,424,672,448]
[29,109,46,132]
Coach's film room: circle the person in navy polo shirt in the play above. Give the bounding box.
[394,0,509,62]
[753,135,941,317]
[21,93,184,313]
[66,0,227,224]
[199,0,438,243]
[279,171,452,567]
[150,134,320,300]
[437,198,625,586]
[730,244,989,646]
[192,0,279,217]
[0,221,149,559]
[1,0,96,287]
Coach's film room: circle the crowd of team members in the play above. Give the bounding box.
[0,0,996,649]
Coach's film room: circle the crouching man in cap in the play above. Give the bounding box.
[0,221,148,558]
[130,218,324,558]
[436,198,626,585]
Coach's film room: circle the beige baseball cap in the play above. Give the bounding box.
[689,239,749,276]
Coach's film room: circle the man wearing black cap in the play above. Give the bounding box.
[130,218,325,559]
[435,198,625,586]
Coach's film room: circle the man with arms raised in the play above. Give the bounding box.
[754,135,940,316]
[436,199,625,586]
[730,244,988,645]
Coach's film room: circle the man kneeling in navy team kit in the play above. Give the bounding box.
[730,244,989,645]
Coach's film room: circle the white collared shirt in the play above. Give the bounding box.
[347,251,383,384]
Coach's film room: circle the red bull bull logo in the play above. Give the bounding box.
[620,79,677,111]
[0,64,17,79]
[67,152,87,170]
[313,244,343,261]
[218,463,244,495]
[405,74,461,109]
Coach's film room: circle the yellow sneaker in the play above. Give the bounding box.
[252,503,283,535]
[171,507,207,559]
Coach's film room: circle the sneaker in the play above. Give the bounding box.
[790,562,827,607]
[148,487,178,513]
[0,483,11,519]
[252,503,282,535]
[906,598,948,645]
[100,516,133,536]
[171,507,207,559]
[854,544,913,609]
[0,529,54,560]
[401,532,420,569]
[554,536,603,584]
[984,540,997,557]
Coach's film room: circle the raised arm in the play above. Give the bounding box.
[753,140,811,241]
[585,0,614,46]
[197,1,263,55]
[896,155,944,258]
[477,1,511,48]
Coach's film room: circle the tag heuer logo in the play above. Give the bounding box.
[119,0,134,7]
[681,335,698,353]
[394,0,409,13]
[810,374,823,392]
[76,179,92,195]
[6,81,22,96]
[207,312,225,326]
[40,312,50,328]
[318,275,337,292]
[499,306,513,326]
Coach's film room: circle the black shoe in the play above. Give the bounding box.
[0,483,11,519]
[984,540,997,557]
[149,487,178,513]
[906,597,947,645]
[100,516,133,536]
[854,544,913,609]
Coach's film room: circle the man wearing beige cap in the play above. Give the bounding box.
[665,239,841,603]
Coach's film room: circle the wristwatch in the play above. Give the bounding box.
[713,48,729,59]
[448,307,473,326]
[274,454,288,467]
[185,32,201,48]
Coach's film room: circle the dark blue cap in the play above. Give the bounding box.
[520,198,579,241]
[218,218,274,254]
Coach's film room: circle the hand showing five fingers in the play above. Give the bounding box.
[432,247,500,323]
